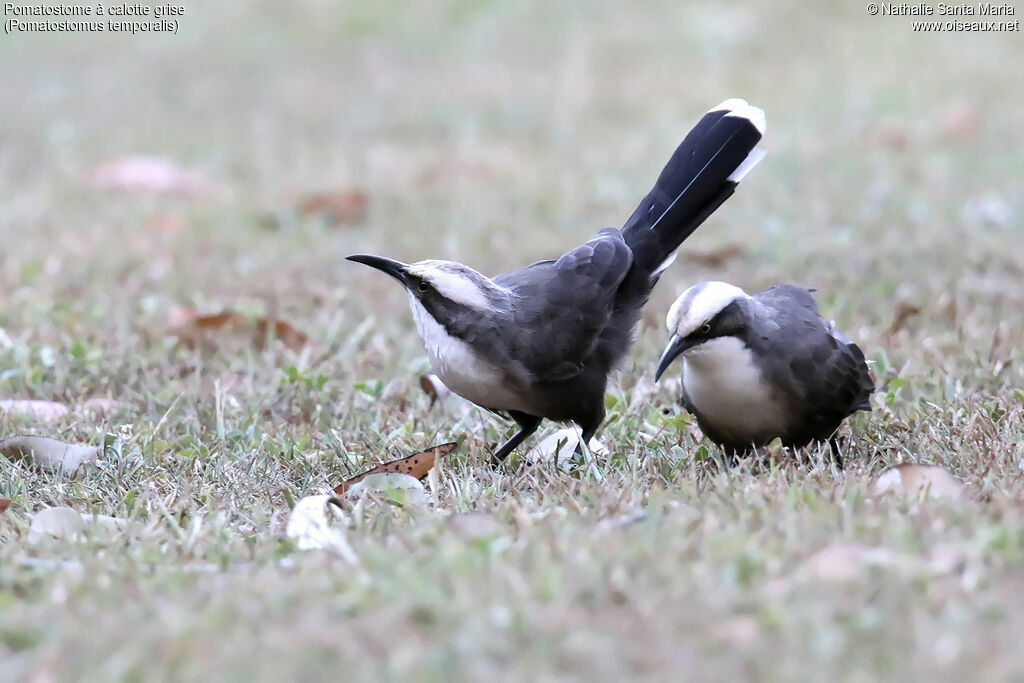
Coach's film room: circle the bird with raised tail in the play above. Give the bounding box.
[349,99,767,464]
[654,281,874,465]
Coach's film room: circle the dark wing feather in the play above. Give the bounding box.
[495,228,632,383]
[753,285,874,440]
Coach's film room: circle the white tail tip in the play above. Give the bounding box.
[726,148,767,183]
[726,103,767,136]
[709,98,749,114]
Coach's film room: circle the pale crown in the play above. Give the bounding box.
[406,260,500,310]
[666,281,750,337]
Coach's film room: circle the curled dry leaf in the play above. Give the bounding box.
[886,301,922,337]
[333,442,456,495]
[874,464,964,500]
[525,428,607,466]
[168,307,310,352]
[0,399,69,422]
[419,375,481,426]
[0,435,101,473]
[419,374,448,408]
[285,495,357,561]
[296,189,368,226]
[88,156,217,198]
[0,498,10,514]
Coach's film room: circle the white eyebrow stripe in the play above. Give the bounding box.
[408,264,493,310]
[668,281,749,337]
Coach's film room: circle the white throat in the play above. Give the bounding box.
[682,336,788,445]
[407,296,530,413]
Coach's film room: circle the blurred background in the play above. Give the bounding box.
[2,2,1024,679]
[1,0,1021,383]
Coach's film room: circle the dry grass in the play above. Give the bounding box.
[1,0,1023,680]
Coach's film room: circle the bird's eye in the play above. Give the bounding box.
[700,323,712,334]
[417,281,430,293]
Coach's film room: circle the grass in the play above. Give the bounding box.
[1,0,1023,679]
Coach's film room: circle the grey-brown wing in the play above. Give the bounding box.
[494,228,633,382]
[754,285,874,428]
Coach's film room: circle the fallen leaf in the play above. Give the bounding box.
[333,442,456,495]
[168,308,310,352]
[0,498,9,513]
[0,399,69,422]
[420,374,473,411]
[88,156,217,198]
[685,245,745,268]
[886,302,922,336]
[525,428,607,467]
[145,213,189,235]
[253,318,310,351]
[419,374,448,408]
[78,397,125,416]
[935,102,978,142]
[0,435,101,473]
[874,464,964,500]
[296,189,368,225]
[345,472,430,507]
[27,507,128,544]
[286,495,358,561]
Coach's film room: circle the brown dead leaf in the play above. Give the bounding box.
[685,245,745,268]
[145,213,189,235]
[874,464,964,500]
[168,308,310,352]
[935,102,978,143]
[0,399,69,422]
[886,302,922,337]
[333,442,457,495]
[0,498,9,513]
[254,318,310,351]
[297,189,368,226]
[88,156,217,198]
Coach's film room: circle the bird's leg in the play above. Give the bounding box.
[491,412,542,465]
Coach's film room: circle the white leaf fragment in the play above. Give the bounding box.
[0,435,101,472]
[0,400,69,422]
[525,428,607,468]
[286,495,358,562]
[346,472,430,506]
[28,507,129,544]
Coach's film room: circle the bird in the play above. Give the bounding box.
[654,281,874,465]
[347,98,767,463]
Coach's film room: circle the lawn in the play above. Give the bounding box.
[1,0,1023,680]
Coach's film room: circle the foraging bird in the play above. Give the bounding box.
[654,281,874,463]
[348,99,766,462]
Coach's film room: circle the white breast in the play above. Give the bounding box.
[407,297,531,413]
[682,336,789,445]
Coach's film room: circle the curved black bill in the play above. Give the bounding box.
[346,254,410,286]
[654,334,695,382]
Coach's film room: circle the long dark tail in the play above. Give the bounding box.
[621,98,765,276]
